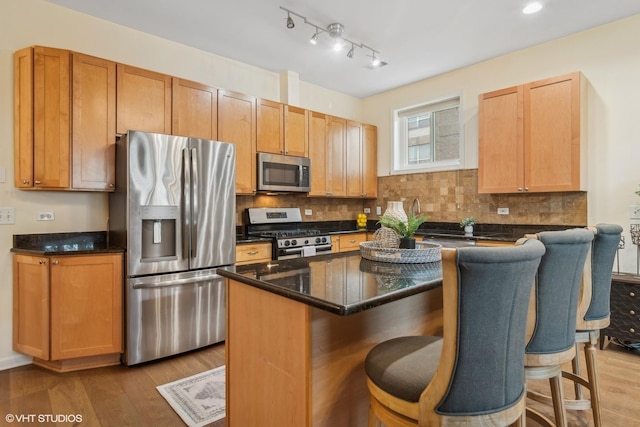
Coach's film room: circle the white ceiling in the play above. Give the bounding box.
[47,0,640,98]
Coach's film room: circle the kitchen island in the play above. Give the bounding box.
[217,251,444,427]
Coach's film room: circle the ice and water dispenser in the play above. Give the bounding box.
[140,205,179,261]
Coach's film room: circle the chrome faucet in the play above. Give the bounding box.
[410,198,421,217]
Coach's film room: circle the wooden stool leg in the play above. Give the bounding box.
[584,340,603,427]
[571,342,584,400]
[549,372,568,427]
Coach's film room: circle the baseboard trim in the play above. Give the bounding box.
[0,353,33,371]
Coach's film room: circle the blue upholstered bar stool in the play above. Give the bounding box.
[523,229,594,427]
[364,239,545,427]
[562,223,623,427]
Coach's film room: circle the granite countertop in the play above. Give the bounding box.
[12,231,124,255]
[217,251,442,316]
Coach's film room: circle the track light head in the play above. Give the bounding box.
[286,13,295,29]
[310,30,318,45]
[347,44,355,58]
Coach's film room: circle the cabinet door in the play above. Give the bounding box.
[218,90,256,194]
[284,105,308,157]
[71,52,116,191]
[13,47,34,188]
[256,98,284,155]
[326,116,346,197]
[116,64,172,135]
[172,78,217,140]
[524,72,582,192]
[50,254,123,360]
[308,111,328,197]
[478,86,524,193]
[345,120,363,197]
[362,124,378,198]
[13,255,50,360]
[33,46,71,189]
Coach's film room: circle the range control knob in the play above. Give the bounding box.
[315,237,321,244]
[304,239,310,245]
[284,240,290,246]
[291,239,297,246]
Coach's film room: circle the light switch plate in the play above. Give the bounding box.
[304,209,312,216]
[0,207,15,224]
[497,207,509,215]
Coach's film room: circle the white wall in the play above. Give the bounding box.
[364,14,640,275]
[0,0,363,369]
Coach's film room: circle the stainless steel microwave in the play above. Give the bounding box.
[257,152,310,193]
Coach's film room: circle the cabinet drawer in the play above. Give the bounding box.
[236,242,272,265]
[338,233,367,252]
[604,275,640,341]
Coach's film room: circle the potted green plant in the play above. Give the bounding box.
[378,213,428,249]
[460,217,476,235]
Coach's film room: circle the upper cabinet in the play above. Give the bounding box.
[116,64,172,135]
[14,46,116,191]
[308,111,328,197]
[284,105,308,157]
[256,98,284,155]
[346,121,378,198]
[362,124,378,198]
[478,72,586,193]
[326,116,347,197]
[218,89,257,195]
[172,78,218,140]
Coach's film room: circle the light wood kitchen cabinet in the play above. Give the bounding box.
[13,46,116,191]
[284,105,309,157]
[326,116,347,197]
[308,111,328,197]
[346,121,378,198]
[256,98,284,155]
[218,89,257,195]
[116,64,172,135]
[236,242,272,265]
[478,72,586,193]
[332,232,367,252]
[13,253,123,372]
[172,78,218,140]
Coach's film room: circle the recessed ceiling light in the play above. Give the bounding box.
[523,2,543,14]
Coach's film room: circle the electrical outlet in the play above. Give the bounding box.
[37,211,55,221]
[304,209,312,216]
[497,207,509,215]
[0,207,15,225]
[363,207,371,214]
[376,206,382,215]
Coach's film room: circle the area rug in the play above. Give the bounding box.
[157,365,225,426]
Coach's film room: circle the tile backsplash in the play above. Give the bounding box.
[236,169,587,227]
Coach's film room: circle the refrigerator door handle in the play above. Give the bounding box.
[183,148,191,259]
[191,147,199,258]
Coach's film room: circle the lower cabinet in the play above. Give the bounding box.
[13,253,123,372]
[236,242,272,265]
[332,232,368,253]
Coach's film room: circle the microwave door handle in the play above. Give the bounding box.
[191,147,198,258]
[183,148,191,259]
[298,164,303,185]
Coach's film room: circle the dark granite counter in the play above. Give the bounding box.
[218,250,442,316]
[12,231,124,255]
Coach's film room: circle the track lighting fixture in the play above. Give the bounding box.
[279,6,387,69]
[286,12,295,29]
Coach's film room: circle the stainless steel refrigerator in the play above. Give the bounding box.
[109,130,235,365]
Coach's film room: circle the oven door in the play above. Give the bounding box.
[278,243,332,259]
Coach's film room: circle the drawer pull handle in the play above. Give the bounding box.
[631,310,636,316]
[631,292,636,297]
[349,239,356,243]
[247,251,259,255]
[630,328,636,334]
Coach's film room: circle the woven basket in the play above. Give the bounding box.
[359,241,442,264]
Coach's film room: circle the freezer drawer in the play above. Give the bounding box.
[125,270,225,365]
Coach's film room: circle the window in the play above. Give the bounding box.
[393,97,461,173]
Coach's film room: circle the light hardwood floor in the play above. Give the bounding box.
[0,340,638,426]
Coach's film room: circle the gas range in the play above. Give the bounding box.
[246,208,333,259]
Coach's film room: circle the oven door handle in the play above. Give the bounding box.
[282,243,332,254]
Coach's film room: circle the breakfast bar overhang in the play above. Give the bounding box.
[217,251,444,427]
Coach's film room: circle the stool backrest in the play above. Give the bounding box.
[431,239,545,416]
[525,229,593,355]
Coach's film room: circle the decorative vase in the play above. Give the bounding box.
[464,225,473,235]
[399,237,416,249]
[384,201,408,223]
